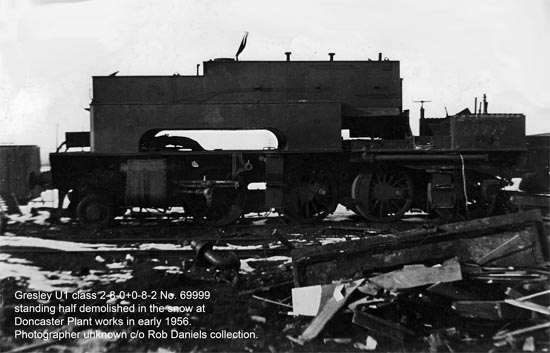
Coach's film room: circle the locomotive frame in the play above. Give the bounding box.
[49,53,531,227]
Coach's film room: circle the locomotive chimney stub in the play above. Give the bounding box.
[329,53,335,61]
[285,52,291,61]
[378,52,382,61]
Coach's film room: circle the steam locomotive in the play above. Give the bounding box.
[49,52,544,228]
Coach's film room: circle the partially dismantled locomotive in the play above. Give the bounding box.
[50,52,538,227]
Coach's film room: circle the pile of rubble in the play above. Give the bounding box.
[278,210,549,352]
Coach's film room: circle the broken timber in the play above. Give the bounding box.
[292,210,546,287]
[508,191,550,210]
[493,322,550,340]
[368,258,462,290]
[295,280,363,344]
[503,299,550,316]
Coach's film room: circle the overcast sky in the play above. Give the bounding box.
[1,0,549,160]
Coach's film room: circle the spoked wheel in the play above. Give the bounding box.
[351,169,414,222]
[76,193,113,229]
[184,171,246,227]
[281,171,338,224]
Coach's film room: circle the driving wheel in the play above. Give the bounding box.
[281,171,338,224]
[76,193,113,229]
[351,169,414,222]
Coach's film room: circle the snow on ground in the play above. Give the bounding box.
[240,255,292,273]
[326,204,355,222]
[0,235,123,251]
[0,253,110,291]
[504,177,522,191]
[1,221,294,293]
[1,197,370,293]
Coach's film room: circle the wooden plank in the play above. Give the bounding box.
[296,280,362,344]
[293,241,453,287]
[452,301,525,320]
[292,210,544,286]
[468,271,545,282]
[437,210,542,234]
[516,289,550,302]
[294,228,542,286]
[460,227,544,266]
[504,299,550,316]
[509,192,550,209]
[493,322,550,340]
[369,258,462,290]
[352,310,415,342]
[476,234,521,265]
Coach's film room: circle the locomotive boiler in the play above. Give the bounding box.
[49,52,531,228]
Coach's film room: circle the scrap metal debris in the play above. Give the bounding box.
[368,258,462,290]
[191,239,240,270]
[292,280,364,345]
[3,203,549,352]
[291,210,546,286]
[283,210,550,351]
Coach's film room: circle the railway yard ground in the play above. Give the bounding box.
[1,197,549,353]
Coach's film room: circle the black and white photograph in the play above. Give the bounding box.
[1,0,549,352]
